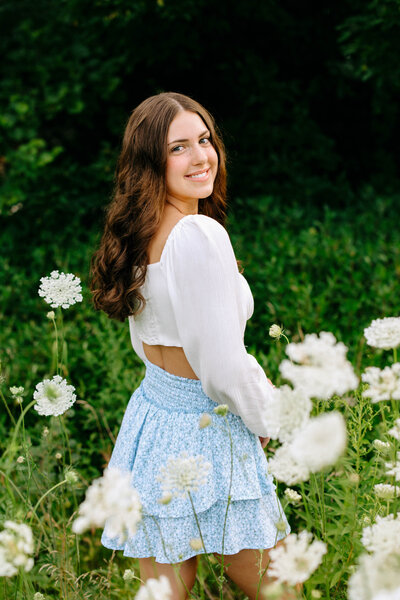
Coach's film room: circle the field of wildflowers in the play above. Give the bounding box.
[1,196,400,599]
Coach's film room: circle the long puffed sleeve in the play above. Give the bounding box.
[160,214,275,437]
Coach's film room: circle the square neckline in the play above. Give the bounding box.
[147,213,199,268]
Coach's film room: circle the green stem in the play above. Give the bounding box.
[2,399,37,464]
[28,479,68,526]
[219,416,234,600]
[0,388,17,426]
[187,492,220,587]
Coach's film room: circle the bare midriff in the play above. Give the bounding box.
[143,204,199,380]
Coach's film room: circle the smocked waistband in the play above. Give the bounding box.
[140,357,219,413]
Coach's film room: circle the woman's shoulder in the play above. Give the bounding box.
[159,213,231,265]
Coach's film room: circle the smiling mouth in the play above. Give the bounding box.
[185,168,210,180]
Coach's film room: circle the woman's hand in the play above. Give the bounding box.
[259,436,270,448]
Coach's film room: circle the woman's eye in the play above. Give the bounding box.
[171,145,184,153]
[199,137,211,145]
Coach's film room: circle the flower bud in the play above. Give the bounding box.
[123,569,135,581]
[189,538,203,551]
[213,404,228,416]
[198,413,212,429]
[269,324,283,339]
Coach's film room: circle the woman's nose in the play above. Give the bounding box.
[191,143,208,164]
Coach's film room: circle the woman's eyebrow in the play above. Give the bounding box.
[168,130,210,145]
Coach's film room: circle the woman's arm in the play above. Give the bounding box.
[161,214,276,438]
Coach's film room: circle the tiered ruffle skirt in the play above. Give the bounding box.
[101,358,290,563]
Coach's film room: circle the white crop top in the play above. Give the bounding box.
[128,213,275,437]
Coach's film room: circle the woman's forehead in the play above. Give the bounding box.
[167,111,208,142]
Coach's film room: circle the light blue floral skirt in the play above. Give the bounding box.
[101,358,291,564]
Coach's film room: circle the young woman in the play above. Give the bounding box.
[90,92,292,600]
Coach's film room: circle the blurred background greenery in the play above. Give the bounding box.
[1,1,400,596]
[2,0,400,452]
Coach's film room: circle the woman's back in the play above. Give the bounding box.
[142,203,199,379]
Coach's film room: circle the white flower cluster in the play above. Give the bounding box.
[385,452,400,482]
[72,467,142,543]
[364,317,400,350]
[267,412,347,484]
[33,375,76,416]
[374,484,400,499]
[38,270,83,309]
[373,589,400,600]
[0,520,34,576]
[284,488,302,504]
[267,530,327,585]
[279,331,359,400]
[361,364,400,403]
[134,575,172,600]
[263,385,312,443]
[157,451,212,499]
[388,419,400,441]
[348,514,400,600]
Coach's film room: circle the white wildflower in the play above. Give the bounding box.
[290,412,347,473]
[362,364,400,402]
[0,520,34,576]
[38,270,83,309]
[17,456,25,464]
[33,375,76,416]
[268,530,327,585]
[269,324,283,339]
[55,452,62,460]
[189,538,203,551]
[9,386,24,396]
[123,568,136,581]
[364,317,400,350]
[72,467,142,543]
[373,588,400,600]
[46,311,55,320]
[135,575,172,600]
[33,594,46,600]
[198,413,212,429]
[388,419,400,441]
[65,469,79,485]
[373,439,391,452]
[385,452,400,481]
[311,591,322,599]
[262,385,312,442]
[348,552,400,600]
[374,484,400,499]
[267,443,310,485]
[279,331,358,400]
[284,488,302,504]
[361,514,400,555]
[157,451,211,499]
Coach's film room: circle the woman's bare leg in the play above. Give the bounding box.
[213,538,301,600]
[139,555,198,600]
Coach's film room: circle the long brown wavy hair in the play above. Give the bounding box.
[90,91,231,322]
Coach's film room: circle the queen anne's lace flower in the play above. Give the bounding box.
[388,419,400,441]
[268,531,327,585]
[289,412,347,473]
[361,514,400,555]
[157,451,212,499]
[373,588,400,600]
[279,331,358,400]
[362,364,400,402]
[0,520,34,576]
[385,452,400,482]
[262,385,312,442]
[135,575,172,600]
[364,317,400,350]
[72,467,142,543]
[374,439,392,452]
[374,484,400,500]
[284,488,302,504]
[38,270,83,309]
[33,375,76,416]
[267,443,310,485]
[348,552,400,600]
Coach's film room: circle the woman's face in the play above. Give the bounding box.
[165,111,218,207]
